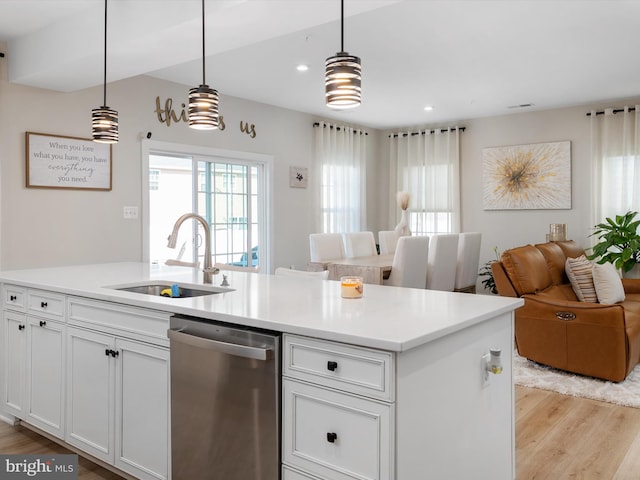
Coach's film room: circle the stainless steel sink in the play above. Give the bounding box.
[108,282,232,298]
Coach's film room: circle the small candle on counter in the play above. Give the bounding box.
[341,276,363,298]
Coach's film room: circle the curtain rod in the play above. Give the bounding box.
[586,107,636,117]
[312,122,368,135]
[388,126,466,138]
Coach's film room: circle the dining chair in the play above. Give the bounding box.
[274,267,329,280]
[344,231,377,258]
[384,235,429,288]
[378,230,400,255]
[309,233,346,262]
[426,234,459,291]
[454,232,482,293]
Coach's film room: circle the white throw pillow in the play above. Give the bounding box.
[592,262,625,304]
[565,255,598,302]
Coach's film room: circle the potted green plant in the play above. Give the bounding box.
[588,211,640,276]
[478,246,501,294]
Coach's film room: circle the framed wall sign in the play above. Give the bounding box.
[26,132,112,191]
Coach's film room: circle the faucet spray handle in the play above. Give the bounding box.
[220,274,230,287]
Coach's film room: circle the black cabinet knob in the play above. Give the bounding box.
[39,320,46,327]
[18,324,25,331]
[111,349,119,358]
[327,361,338,371]
[105,349,111,357]
[326,432,338,443]
[41,301,48,308]
[9,295,16,301]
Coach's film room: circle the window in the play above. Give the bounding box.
[144,144,270,271]
[389,129,460,235]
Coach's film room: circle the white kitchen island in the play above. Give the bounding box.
[0,262,522,480]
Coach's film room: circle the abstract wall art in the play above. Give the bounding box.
[482,141,571,210]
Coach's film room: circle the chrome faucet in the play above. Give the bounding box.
[167,213,217,283]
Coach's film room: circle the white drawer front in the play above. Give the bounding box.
[67,296,170,345]
[283,379,393,480]
[284,335,394,401]
[28,290,65,319]
[282,465,323,480]
[3,284,26,311]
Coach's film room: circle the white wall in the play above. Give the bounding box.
[0,52,381,271]
[459,99,640,279]
[2,39,638,278]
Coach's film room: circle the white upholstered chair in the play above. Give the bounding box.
[378,230,400,255]
[309,233,346,262]
[426,234,459,291]
[274,267,329,280]
[343,231,377,258]
[454,232,482,293]
[384,236,429,288]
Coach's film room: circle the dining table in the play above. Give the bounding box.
[308,254,395,285]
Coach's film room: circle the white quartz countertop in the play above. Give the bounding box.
[0,262,523,352]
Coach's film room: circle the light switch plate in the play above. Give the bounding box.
[123,206,138,219]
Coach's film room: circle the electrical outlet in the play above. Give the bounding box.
[123,206,138,219]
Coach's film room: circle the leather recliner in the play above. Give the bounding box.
[492,240,640,382]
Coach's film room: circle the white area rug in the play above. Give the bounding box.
[513,353,640,408]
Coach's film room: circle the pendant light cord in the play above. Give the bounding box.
[201,0,206,85]
[102,0,108,107]
[340,0,344,52]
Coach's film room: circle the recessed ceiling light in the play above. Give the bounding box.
[424,105,434,111]
[296,64,309,72]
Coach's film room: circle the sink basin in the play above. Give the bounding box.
[108,281,232,298]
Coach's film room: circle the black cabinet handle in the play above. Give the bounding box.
[9,295,16,301]
[327,361,338,371]
[39,320,46,327]
[18,324,25,331]
[105,349,111,357]
[326,432,338,443]
[109,349,119,358]
[40,301,48,308]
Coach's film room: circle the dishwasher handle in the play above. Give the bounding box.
[168,327,273,361]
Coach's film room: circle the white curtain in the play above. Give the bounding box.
[590,106,640,228]
[388,128,460,234]
[313,121,367,233]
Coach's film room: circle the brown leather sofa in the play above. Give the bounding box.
[492,240,640,382]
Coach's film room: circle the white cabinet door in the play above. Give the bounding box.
[2,311,26,418]
[115,338,169,480]
[26,316,65,438]
[65,326,114,463]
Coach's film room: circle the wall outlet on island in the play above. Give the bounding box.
[123,206,138,219]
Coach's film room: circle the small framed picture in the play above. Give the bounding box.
[289,166,308,188]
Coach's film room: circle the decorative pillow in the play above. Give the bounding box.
[565,255,598,302]
[592,262,625,304]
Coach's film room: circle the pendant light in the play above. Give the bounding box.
[188,0,220,130]
[325,0,361,109]
[92,0,118,143]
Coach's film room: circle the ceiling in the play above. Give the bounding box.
[1,0,639,130]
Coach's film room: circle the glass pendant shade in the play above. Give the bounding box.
[188,84,219,130]
[92,106,119,143]
[325,52,361,109]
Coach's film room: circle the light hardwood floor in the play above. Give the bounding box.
[0,422,125,479]
[2,386,640,479]
[516,385,640,479]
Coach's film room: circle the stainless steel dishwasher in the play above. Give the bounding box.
[168,315,281,480]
